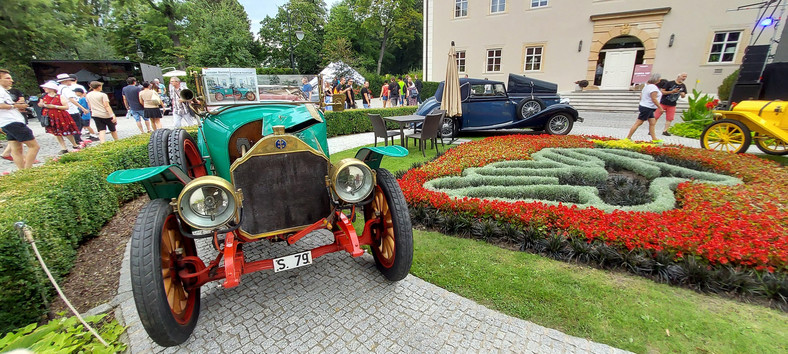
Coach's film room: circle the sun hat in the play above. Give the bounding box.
[68,74,78,81]
[40,81,60,90]
[56,73,74,82]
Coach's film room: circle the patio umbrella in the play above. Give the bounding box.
[440,41,462,117]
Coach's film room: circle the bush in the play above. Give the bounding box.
[420,81,440,100]
[324,106,417,137]
[717,69,739,101]
[0,314,126,353]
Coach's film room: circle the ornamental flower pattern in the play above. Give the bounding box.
[400,135,788,272]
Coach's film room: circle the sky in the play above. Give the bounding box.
[239,0,342,36]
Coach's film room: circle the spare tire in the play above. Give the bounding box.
[515,98,546,120]
[148,128,172,166]
[168,129,208,178]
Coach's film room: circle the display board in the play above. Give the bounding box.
[202,68,259,105]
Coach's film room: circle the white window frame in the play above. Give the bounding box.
[456,50,467,73]
[455,0,468,18]
[486,48,502,72]
[491,0,506,13]
[524,46,543,72]
[707,31,742,63]
[531,0,548,8]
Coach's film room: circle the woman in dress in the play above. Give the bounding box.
[139,81,163,131]
[38,81,81,154]
[406,78,419,106]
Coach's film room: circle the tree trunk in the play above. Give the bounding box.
[376,27,391,75]
[167,21,184,66]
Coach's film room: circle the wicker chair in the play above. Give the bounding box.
[369,114,399,146]
[406,111,443,156]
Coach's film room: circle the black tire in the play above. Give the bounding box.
[439,116,458,139]
[168,129,208,178]
[544,113,574,135]
[364,169,413,281]
[515,98,546,120]
[700,119,751,154]
[245,91,256,101]
[753,133,788,155]
[131,199,200,347]
[148,128,172,166]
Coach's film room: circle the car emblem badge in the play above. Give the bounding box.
[275,139,287,149]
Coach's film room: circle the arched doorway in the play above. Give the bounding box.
[597,35,645,89]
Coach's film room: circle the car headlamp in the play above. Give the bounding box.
[331,158,375,204]
[177,176,238,229]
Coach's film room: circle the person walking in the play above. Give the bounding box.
[380,81,389,108]
[85,81,118,143]
[168,77,196,128]
[388,78,399,107]
[397,77,406,106]
[407,78,419,106]
[414,74,423,103]
[626,73,663,142]
[38,81,82,154]
[655,72,688,136]
[139,81,163,131]
[346,79,357,109]
[56,73,87,147]
[360,81,372,109]
[73,87,100,140]
[123,77,151,133]
[0,69,39,169]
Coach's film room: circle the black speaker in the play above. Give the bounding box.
[729,83,762,103]
[737,45,770,83]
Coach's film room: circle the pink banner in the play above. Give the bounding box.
[631,64,653,84]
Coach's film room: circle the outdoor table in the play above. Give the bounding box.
[382,114,425,148]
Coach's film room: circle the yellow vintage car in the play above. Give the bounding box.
[701,100,788,155]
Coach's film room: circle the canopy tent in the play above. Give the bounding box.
[309,61,366,87]
[163,70,187,77]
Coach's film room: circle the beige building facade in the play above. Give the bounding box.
[423,0,786,94]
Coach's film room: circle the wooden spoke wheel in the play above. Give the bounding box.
[700,119,752,154]
[754,133,788,155]
[130,199,200,347]
[364,169,413,281]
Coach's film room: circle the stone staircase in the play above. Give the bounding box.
[560,90,689,113]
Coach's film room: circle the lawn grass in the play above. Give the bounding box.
[329,140,456,173]
[411,230,788,353]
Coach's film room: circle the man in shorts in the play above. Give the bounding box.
[0,69,40,169]
[123,77,151,134]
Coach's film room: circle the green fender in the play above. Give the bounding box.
[354,145,408,170]
[107,165,193,200]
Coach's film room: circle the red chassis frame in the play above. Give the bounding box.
[177,209,375,290]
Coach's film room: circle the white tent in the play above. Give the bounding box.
[163,70,187,77]
[309,61,366,87]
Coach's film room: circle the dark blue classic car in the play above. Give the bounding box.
[416,74,582,138]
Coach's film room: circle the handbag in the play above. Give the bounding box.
[39,114,50,128]
[150,92,162,106]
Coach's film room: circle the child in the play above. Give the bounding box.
[73,87,99,141]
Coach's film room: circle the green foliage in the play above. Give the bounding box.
[717,69,739,101]
[106,0,184,67]
[420,81,439,100]
[0,314,126,353]
[258,0,329,74]
[680,89,716,133]
[667,122,704,139]
[0,135,148,333]
[256,68,299,75]
[324,106,417,137]
[185,0,258,68]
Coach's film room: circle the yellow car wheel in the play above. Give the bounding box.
[700,119,752,154]
[754,133,788,155]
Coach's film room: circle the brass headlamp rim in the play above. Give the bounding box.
[176,176,240,230]
[329,158,376,204]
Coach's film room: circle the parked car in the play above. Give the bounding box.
[416,74,582,137]
[209,84,257,101]
[107,83,413,347]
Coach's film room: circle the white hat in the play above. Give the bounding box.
[56,73,74,82]
[40,81,59,90]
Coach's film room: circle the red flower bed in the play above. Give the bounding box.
[400,135,788,272]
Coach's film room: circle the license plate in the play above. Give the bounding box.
[273,251,313,272]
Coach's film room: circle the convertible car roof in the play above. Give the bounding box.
[507,74,558,94]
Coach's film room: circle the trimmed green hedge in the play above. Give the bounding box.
[0,106,415,333]
[420,81,439,100]
[324,106,417,137]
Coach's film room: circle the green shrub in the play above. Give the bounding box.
[680,89,716,129]
[667,122,703,139]
[324,106,417,137]
[717,69,739,101]
[256,67,298,75]
[0,314,126,353]
[420,81,440,99]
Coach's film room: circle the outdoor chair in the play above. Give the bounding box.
[407,111,443,156]
[369,114,399,146]
[413,109,445,135]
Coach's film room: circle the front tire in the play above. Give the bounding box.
[700,119,751,154]
[214,92,224,101]
[131,199,200,347]
[753,133,788,155]
[364,169,413,281]
[516,98,545,120]
[544,113,573,135]
[245,91,256,101]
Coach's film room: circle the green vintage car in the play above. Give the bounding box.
[107,83,413,347]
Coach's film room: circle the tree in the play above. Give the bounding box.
[107,0,181,66]
[353,0,422,74]
[185,0,257,67]
[258,0,328,73]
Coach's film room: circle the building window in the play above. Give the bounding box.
[486,49,502,72]
[708,31,741,63]
[456,51,466,73]
[531,0,548,8]
[491,0,505,13]
[524,46,543,71]
[455,0,468,18]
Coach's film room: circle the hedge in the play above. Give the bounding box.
[0,106,415,333]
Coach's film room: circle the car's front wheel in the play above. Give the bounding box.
[364,169,413,281]
[214,92,224,101]
[545,113,573,135]
[439,117,458,139]
[245,91,256,101]
[131,199,200,347]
